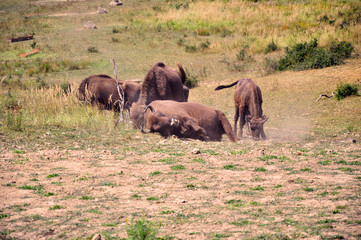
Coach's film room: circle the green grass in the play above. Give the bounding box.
[0,214,10,220]
[49,205,65,210]
[146,197,159,201]
[171,165,185,171]
[223,164,236,170]
[254,167,267,172]
[46,173,59,178]
[79,195,94,200]
[231,219,253,227]
[150,171,162,176]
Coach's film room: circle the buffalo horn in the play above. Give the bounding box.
[144,105,155,113]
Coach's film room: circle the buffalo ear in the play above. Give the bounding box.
[262,115,269,123]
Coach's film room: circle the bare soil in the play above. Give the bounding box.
[0,131,360,240]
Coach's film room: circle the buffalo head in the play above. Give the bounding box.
[144,105,208,141]
[246,115,268,140]
[144,105,179,138]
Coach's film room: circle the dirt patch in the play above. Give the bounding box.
[0,135,360,239]
[48,12,97,17]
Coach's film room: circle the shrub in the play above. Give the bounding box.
[216,27,232,38]
[329,41,354,59]
[2,91,24,131]
[184,69,199,89]
[111,37,120,43]
[87,46,98,53]
[265,40,278,53]
[197,28,210,36]
[60,82,71,95]
[263,58,278,75]
[112,27,120,33]
[277,39,354,71]
[126,214,160,240]
[30,41,37,49]
[176,38,184,46]
[184,44,197,53]
[236,46,248,61]
[200,40,210,50]
[335,83,359,100]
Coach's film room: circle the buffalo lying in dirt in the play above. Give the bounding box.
[215,78,268,140]
[143,100,237,142]
[78,74,141,111]
[130,62,189,128]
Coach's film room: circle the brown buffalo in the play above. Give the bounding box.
[137,62,188,105]
[130,62,189,129]
[143,100,237,142]
[215,78,268,140]
[78,74,141,111]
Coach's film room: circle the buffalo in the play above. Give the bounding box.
[137,62,188,105]
[215,78,268,140]
[143,100,237,142]
[78,74,141,111]
[130,62,189,129]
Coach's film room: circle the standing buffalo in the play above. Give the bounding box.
[130,62,189,129]
[78,74,141,111]
[138,62,188,105]
[143,100,237,142]
[215,78,268,140]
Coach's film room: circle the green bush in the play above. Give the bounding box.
[329,41,354,59]
[126,214,160,240]
[184,69,198,89]
[265,40,278,53]
[277,39,354,71]
[335,83,359,100]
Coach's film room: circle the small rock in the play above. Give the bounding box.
[174,199,187,204]
[92,234,102,240]
[43,229,55,236]
[192,148,200,154]
[97,7,108,14]
[84,21,97,29]
[109,0,122,6]
[352,139,357,144]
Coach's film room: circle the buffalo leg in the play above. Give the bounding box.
[245,117,251,137]
[183,119,208,141]
[234,105,239,137]
[239,106,246,139]
[216,110,237,142]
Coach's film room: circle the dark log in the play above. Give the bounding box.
[8,35,34,43]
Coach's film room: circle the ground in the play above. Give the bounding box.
[0,131,360,239]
